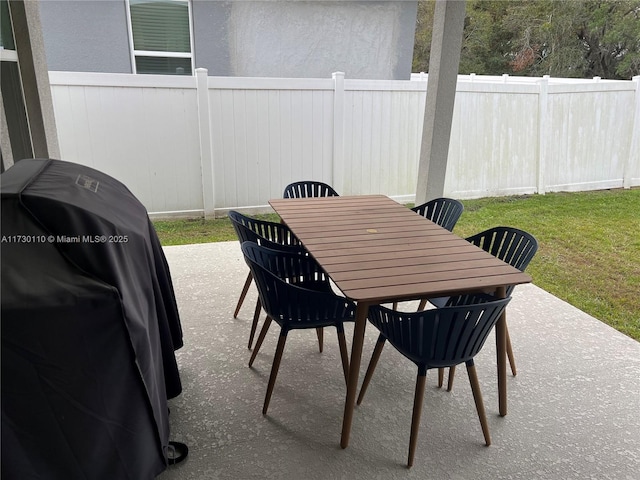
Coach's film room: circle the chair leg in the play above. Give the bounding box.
[408,372,427,468]
[337,328,350,385]
[437,368,444,388]
[446,365,457,392]
[392,301,398,310]
[357,335,386,405]
[248,298,262,349]
[316,327,324,352]
[234,272,253,318]
[263,332,288,415]
[506,326,517,376]
[249,316,272,367]
[466,361,491,446]
[417,298,428,311]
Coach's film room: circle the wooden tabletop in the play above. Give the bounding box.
[269,195,532,303]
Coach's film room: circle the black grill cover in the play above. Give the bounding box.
[1,159,183,479]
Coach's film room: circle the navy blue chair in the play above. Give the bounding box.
[283,180,339,199]
[411,197,464,232]
[358,294,512,468]
[229,211,307,349]
[428,227,538,390]
[241,242,356,415]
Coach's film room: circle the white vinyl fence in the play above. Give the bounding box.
[49,70,640,218]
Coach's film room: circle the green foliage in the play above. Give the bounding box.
[413,0,640,79]
[412,1,435,73]
[460,0,513,74]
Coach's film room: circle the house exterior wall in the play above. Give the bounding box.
[39,0,132,73]
[224,1,417,79]
[38,0,417,80]
[191,0,233,76]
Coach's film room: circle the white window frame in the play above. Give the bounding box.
[125,0,195,75]
[0,48,19,62]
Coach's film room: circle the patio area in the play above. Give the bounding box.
[158,241,640,480]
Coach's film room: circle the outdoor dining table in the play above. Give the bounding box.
[268,194,532,448]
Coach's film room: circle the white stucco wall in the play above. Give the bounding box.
[39,0,132,73]
[228,1,416,79]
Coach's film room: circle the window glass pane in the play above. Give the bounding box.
[130,0,190,53]
[135,56,192,75]
[1,0,16,50]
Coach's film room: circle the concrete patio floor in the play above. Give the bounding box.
[158,242,640,480]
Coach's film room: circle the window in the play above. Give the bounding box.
[127,0,194,75]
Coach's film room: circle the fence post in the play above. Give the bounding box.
[536,75,550,195]
[196,68,215,218]
[626,76,640,189]
[332,71,345,194]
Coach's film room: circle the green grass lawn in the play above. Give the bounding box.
[153,189,640,341]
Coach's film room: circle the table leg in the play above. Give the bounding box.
[496,286,508,416]
[340,301,369,448]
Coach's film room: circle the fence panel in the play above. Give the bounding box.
[545,83,637,192]
[207,77,335,209]
[446,83,540,199]
[341,80,426,200]
[49,72,203,214]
